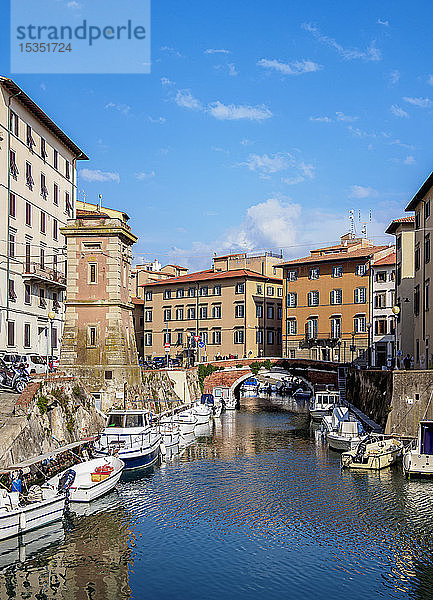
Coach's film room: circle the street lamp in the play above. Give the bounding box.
[46,311,55,375]
[392,305,400,369]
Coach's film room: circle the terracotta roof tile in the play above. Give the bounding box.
[385,216,415,234]
[280,245,389,267]
[142,268,282,286]
[373,252,396,266]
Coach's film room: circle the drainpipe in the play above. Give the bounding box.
[6,90,22,323]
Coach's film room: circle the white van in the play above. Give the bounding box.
[24,354,48,374]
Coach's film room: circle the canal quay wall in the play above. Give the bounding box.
[346,368,433,436]
[140,368,201,410]
[0,376,105,470]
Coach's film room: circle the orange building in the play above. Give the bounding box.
[280,234,394,364]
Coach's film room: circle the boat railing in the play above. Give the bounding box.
[98,430,158,450]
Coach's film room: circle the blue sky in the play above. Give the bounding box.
[2,0,433,269]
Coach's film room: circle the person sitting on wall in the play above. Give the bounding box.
[403,354,411,370]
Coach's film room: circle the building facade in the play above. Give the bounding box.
[385,217,415,362]
[139,269,283,362]
[370,253,396,368]
[0,77,88,356]
[405,173,433,369]
[280,234,394,364]
[131,261,188,298]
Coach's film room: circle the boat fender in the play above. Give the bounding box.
[57,469,76,494]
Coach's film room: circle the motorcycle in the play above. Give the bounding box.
[0,359,30,393]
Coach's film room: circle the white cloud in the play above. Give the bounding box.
[349,185,378,199]
[428,75,433,86]
[40,82,46,91]
[258,58,322,76]
[208,101,272,121]
[302,23,381,61]
[389,70,400,85]
[404,155,415,165]
[161,46,183,58]
[80,169,120,183]
[67,1,81,8]
[335,111,358,122]
[309,116,332,123]
[205,49,230,54]
[240,153,315,183]
[377,18,389,26]
[148,116,166,124]
[105,102,131,115]
[403,96,432,108]
[390,104,409,118]
[136,170,156,180]
[214,63,239,76]
[175,89,202,110]
[240,139,253,146]
[161,77,175,86]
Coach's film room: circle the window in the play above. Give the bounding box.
[256,303,263,318]
[267,330,274,345]
[200,331,208,345]
[9,193,16,217]
[53,291,60,311]
[308,291,319,306]
[396,264,402,286]
[256,284,262,294]
[89,326,97,346]
[414,285,420,316]
[235,282,245,294]
[375,319,387,335]
[235,303,244,318]
[104,370,113,380]
[374,292,386,308]
[65,192,72,217]
[145,309,152,322]
[145,332,152,346]
[267,286,274,296]
[26,124,35,151]
[199,305,208,319]
[89,263,97,283]
[306,317,318,339]
[426,281,430,311]
[212,330,221,345]
[354,287,367,304]
[40,210,46,234]
[164,331,171,344]
[199,286,208,296]
[212,305,221,319]
[389,318,395,335]
[176,307,184,320]
[53,183,59,205]
[278,306,283,319]
[415,211,420,230]
[234,329,244,344]
[52,327,58,350]
[9,232,15,258]
[163,308,172,321]
[163,289,172,300]
[277,287,283,297]
[396,235,402,251]
[10,110,19,136]
[332,265,343,278]
[25,242,31,271]
[330,289,342,305]
[10,150,18,179]
[188,287,196,297]
[287,270,297,282]
[187,307,196,320]
[425,235,431,264]
[287,292,297,307]
[256,329,263,344]
[24,283,31,304]
[7,321,15,347]
[376,271,387,283]
[356,263,367,276]
[145,290,152,301]
[65,160,70,179]
[354,314,367,333]
[267,304,274,319]
[213,285,221,296]
[40,246,45,269]
[39,288,46,308]
[309,267,320,280]
[330,317,341,339]
[426,200,431,220]
[176,331,183,345]
[8,279,16,302]
[26,162,34,189]
[53,218,58,240]
[24,323,31,348]
[41,138,47,160]
[176,288,184,298]
[287,318,297,335]
[53,149,58,170]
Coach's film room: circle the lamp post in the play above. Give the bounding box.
[392,305,400,369]
[46,311,55,375]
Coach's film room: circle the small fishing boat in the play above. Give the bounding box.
[172,408,198,435]
[310,390,340,422]
[0,485,67,542]
[93,410,161,471]
[327,419,365,452]
[321,406,350,435]
[403,420,433,477]
[200,393,222,418]
[160,421,181,449]
[44,456,124,503]
[342,435,403,470]
[192,403,212,425]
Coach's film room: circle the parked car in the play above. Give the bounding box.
[2,354,30,370]
[49,355,60,371]
[152,356,167,369]
[24,354,48,374]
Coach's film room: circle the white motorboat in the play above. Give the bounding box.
[0,520,64,571]
[321,406,350,435]
[342,435,403,470]
[310,390,340,422]
[173,409,198,435]
[0,486,67,542]
[93,410,161,470]
[44,456,124,503]
[159,421,181,449]
[327,419,365,452]
[213,402,222,418]
[192,403,212,425]
[403,420,433,477]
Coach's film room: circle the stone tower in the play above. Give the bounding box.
[60,205,142,411]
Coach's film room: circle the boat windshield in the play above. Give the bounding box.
[421,423,433,455]
[125,414,144,428]
[107,414,124,428]
[319,395,328,406]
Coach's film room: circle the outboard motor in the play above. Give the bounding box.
[57,469,76,494]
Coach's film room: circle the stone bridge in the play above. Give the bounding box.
[203,358,340,396]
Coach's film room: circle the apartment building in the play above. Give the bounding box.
[385,217,415,362]
[139,268,283,362]
[280,234,394,364]
[0,77,88,356]
[213,251,284,277]
[405,172,433,369]
[371,253,396,368]
[131,261,188,298]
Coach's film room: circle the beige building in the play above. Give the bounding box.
[370,253,396,368]
[405,172,433,369]
[385,217,415,362]
[0,77,88,356]
[131,260,188,297]
[138,266,283,363]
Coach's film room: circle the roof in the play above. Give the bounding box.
[164,264,188,269]
[132,297,144,305]
[406,172,433,211]
[76,209,110,218]
[76,200,129,222]
[280,245,390,267]
[141,268,282,287]
[0,77,89,159]
[385,216,415,234]
[372,252,396,267]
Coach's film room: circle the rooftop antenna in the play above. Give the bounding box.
[359,209,372,239]
[349,209,355,238]
[81,189,86,210]
[98,194,102,212]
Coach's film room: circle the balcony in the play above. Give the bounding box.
[23,262,66,289]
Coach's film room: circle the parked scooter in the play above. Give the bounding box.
[0,358,30,393]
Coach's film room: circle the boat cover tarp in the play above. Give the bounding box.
[421,423,433,455]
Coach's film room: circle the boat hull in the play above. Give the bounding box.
[310,408,332,422]
[0,495,65,542]
[403,451,433,477]
[342,445,402,470]
[327,434,362,452]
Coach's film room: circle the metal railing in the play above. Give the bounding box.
[23,262,66,286]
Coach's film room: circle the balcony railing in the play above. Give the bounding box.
[23,262,66,288]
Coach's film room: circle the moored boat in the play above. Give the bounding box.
[403,420,433,477]
[159,421,181,449]
[342,436,403,470]
[172,408,198,435]
[192,403,212,425]
[327,419,365,452]
[310,390,340,422]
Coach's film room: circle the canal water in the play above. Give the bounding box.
[2,403,433,600]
